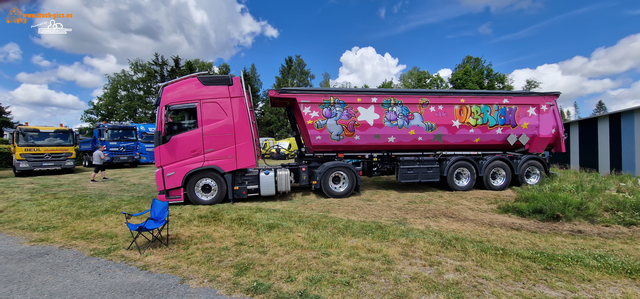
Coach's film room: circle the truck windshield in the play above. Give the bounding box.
[140,132,154,143]
[17,132,74,147]
[105,129,137,141]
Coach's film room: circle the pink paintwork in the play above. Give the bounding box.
[269,91,565,154]
[155,76,260,202]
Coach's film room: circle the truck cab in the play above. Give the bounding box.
[132,123,155,164]
[78,123,140,167]
[6,123,76,177]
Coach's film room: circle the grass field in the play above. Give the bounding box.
[1,165,639,298]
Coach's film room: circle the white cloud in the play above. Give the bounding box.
[32,0,279,62]
[510,33,640,110]
[0,85,87,126]
[91,88,104,98]
[379,7,386,19]
[437,68,453,81]
[457,0,543,12]
[332,46,406,88]
[558,33,640,78]
[17,54,128,89]
[31,54,53,67]
[478,22,493,35]
[0,42,22,62]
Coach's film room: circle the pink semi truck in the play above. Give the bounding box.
[153,73,565,205]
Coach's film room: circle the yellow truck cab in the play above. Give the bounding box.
[259,137,276,158]
[270,137,299,160]
[7,123,76,177]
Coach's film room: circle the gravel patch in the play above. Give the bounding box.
[0,233,243,299]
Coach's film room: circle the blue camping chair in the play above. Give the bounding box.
[122,198,169,254]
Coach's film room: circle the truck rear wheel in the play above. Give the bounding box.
[483,161,511,191]
[186,171,226,205]
[321,167,356,198]
[518,160,545,186]
[82,155,93,167]
[446,161,476,191]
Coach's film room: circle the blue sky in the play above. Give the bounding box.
[1,0,639,127]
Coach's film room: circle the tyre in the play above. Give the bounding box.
[320,167,356,198]
[482,161,512,191]
[518,160,545,186]
[446,161,476,191]
[82,154,93,167]
[186,171,226,205]
[129,162,139,168]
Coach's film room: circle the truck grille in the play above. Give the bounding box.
[108,145,136,156]
[21,153,72,161]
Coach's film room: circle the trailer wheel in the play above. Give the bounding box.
[446,161,476,191]
[186,171,226,205]
[483,161,512,191]
[518,160,545,186]
[321,167,356,198]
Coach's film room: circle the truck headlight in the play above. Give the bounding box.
[65,161,74,166]
[19,162,29,167]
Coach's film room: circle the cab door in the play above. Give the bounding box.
[156,103,204,190]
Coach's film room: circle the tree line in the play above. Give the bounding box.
[0,54,609,139]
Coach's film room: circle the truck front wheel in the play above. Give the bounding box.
[483,161,512,191]
[321,167,356,198]
[446,161,476,191]
[518,160,545,186]
[186,171,226,205]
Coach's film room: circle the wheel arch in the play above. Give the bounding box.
[516,155,549,175]
[440,156,479,177]
[182,166,233,201]
[478,156,516,178]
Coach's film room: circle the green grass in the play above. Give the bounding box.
[500,168,640,226]
[0,165,639,298]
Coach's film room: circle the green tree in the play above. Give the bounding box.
[319,72,331,88]
[242,64,263,113]
[261,55,315,139]
[190,58,215,73]
[573,101,581,119]
[591,100,608,116]
[566,109,572,120]
[0,103,16,136]
[82,58,157,124]
[559,105,568,122]
[449,55,513,90]
[377,79,395,88]
[399,66,449,89]
[167,55,183,79]
[522,78,542,91]
[216,63,231,75]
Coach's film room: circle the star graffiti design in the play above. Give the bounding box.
[460,99,465,103]
[302,106,311,115]
[307,120,313,124]
[309,111,319,118]
[316,135,322,140]
[371,97,378,103]
[452,119,461,129]
[431,131,443,143]
[496,127,503,134]
[438,105,443,110]
[522,122,529,129]
[430,106,436,112]
[527,106,537,116]
[418,137,423,141]
[541,105,548,112]
[469,128,475,133]
[552,128,556,134]
[409,130,415,135]
[475,138,480,143]
[357,98,362,102]
[373,134,380,140]
[355,135,360,140]
[357,105,380,126]
[388,136,396,143]
[503,99,510,103]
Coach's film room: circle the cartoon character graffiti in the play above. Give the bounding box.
[314,96,360,141]
[382,98,436,131]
